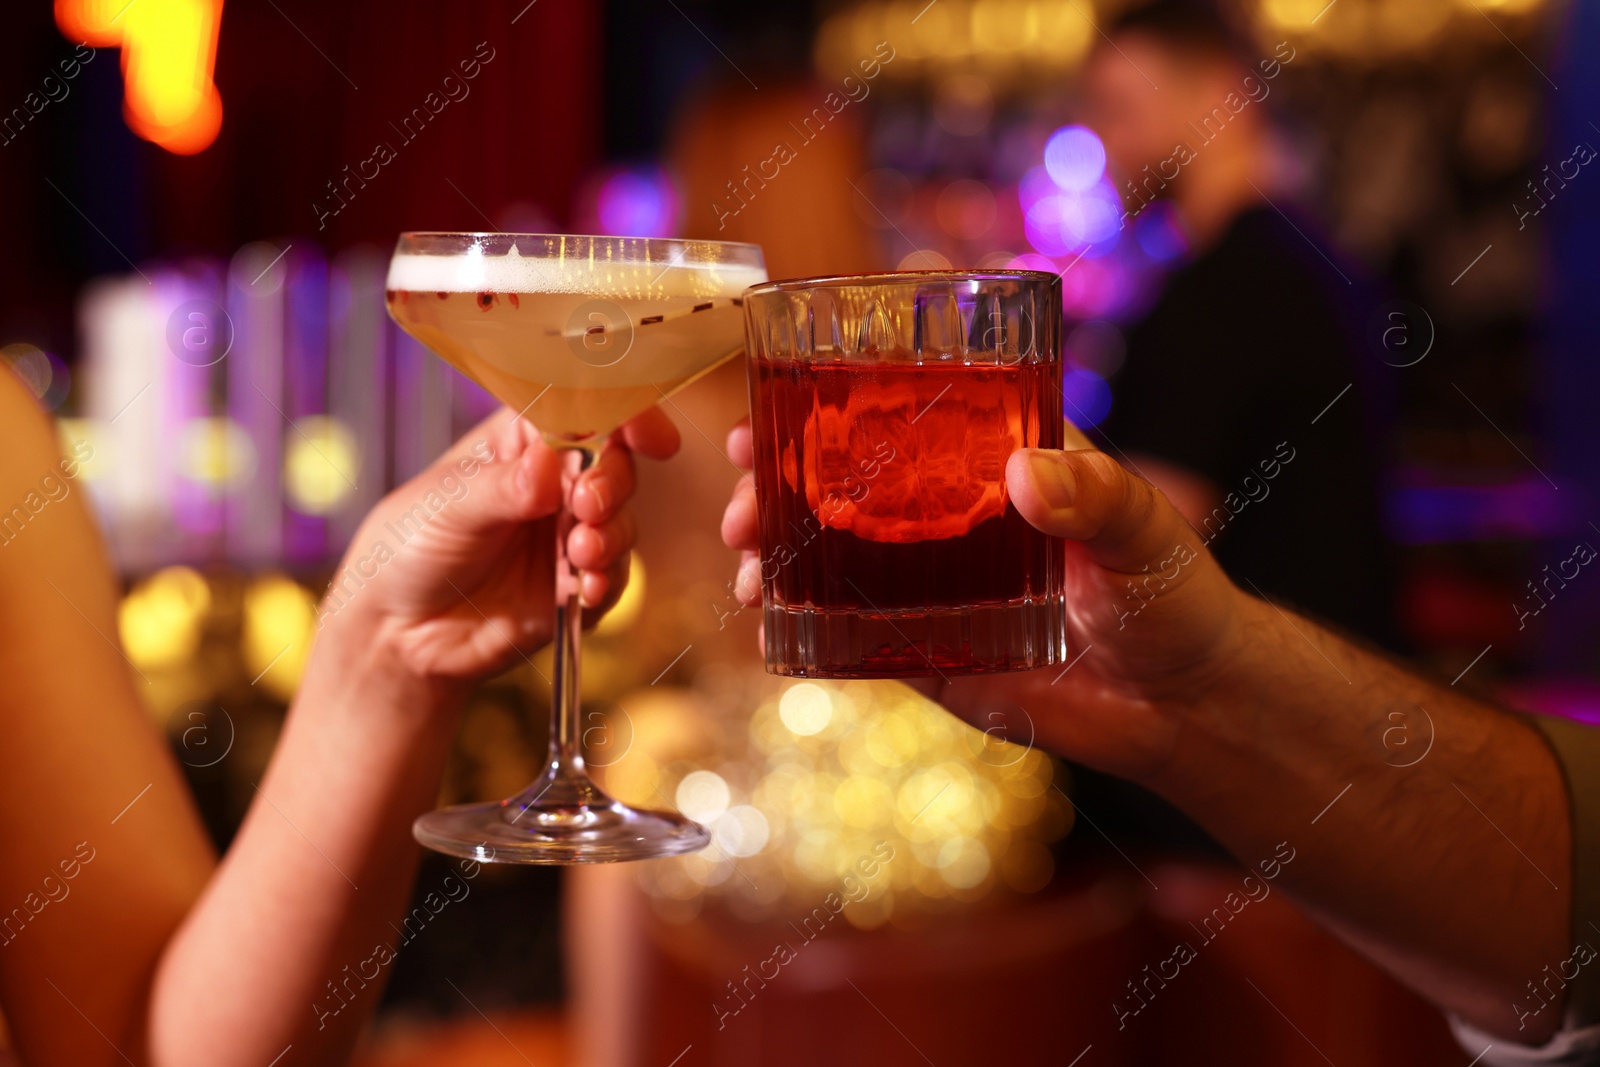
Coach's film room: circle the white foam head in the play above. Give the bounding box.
[387,244,765,298]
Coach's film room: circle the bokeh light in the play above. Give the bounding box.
[813,0,1096,85]
[1062,367,1113,428]
[1024,197,1076,256]
[55,420,102,481]
[283,416,359,515]
[1023,161,1126,258]
[179,416,257,488]
[593,552,646,636]
[1061,255,1130,320]
[1043,125,1107,192]
[595,167,680,238]
[2,343,71,410]
[1135,200,1189,262]
[242,573,315,701]
[56,0,225,155]
[1007,252,1059,273]
[1017,164,1057,213]
[713,804,771,858]
[1060,182,1123,246]
[1259,0,1328,32]
[779,682,834,736]
[119,566,211,670]
[620,678,1072,930]
[676,769,731,823]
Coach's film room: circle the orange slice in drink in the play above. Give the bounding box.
[801,373,1017,544]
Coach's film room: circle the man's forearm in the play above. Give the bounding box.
[148,619,466,1066]
[1144,595,1572,1041]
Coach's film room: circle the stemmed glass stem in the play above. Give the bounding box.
[538,446,596,806]
[549,560,587,781]
[412,434,709,862]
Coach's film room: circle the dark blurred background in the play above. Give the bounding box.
[1,0,1595,1064]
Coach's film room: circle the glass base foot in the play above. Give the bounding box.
[413,782,710,865]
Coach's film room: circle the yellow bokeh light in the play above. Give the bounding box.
[1031,0,1094,61]
[179,416,256,487]
[593,552,646,636]
[119,566,210,670]
[713,805,771,858]
[747,699,791,756]
[972,0,1025,54]
[834,774,895,829]
[938,837,992,889]
[816,0,1095,84]
[779,682,834,736]
[675,770,730,823]
[56,0,225,155]
[242,573,315,701]
[911,0,969,61]
[1260,0,1330,31]
[601,752,659,809]
[55,419,103,482]
[1471,0,1543,11]
[284,416,360,515]
[636,678,1071,922]
[864,710,920,767]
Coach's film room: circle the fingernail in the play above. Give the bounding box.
[1027,451,1076,510]
[736,555,761,603]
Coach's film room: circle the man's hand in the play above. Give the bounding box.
[720,418,1257,782]
[726,418,1575,1044]
[327,407,679,684]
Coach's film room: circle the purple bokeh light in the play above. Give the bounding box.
[1024,196,1076,257]
[1062,367,1112,427]
[1043,126,1107,192]
[1017,164,1057,212]
[1135,200,1189,262]
[596,167,680,237]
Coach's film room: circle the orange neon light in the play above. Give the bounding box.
[55,0,224,155]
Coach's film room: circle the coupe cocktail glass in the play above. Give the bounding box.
[386,232,767,863]
[743,270,1066,677]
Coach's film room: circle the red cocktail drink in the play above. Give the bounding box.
[744,271,1066,677]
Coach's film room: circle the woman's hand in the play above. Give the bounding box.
[719,415,1258,784]
[324,407,679,685]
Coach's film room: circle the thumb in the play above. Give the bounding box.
[1006,447,1199,575]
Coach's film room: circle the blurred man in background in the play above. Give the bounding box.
[1057,0,1401,857]
[1089,0,1397,649]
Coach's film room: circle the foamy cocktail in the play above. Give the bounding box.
[385,233,767,864]
[387,236,765,449]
